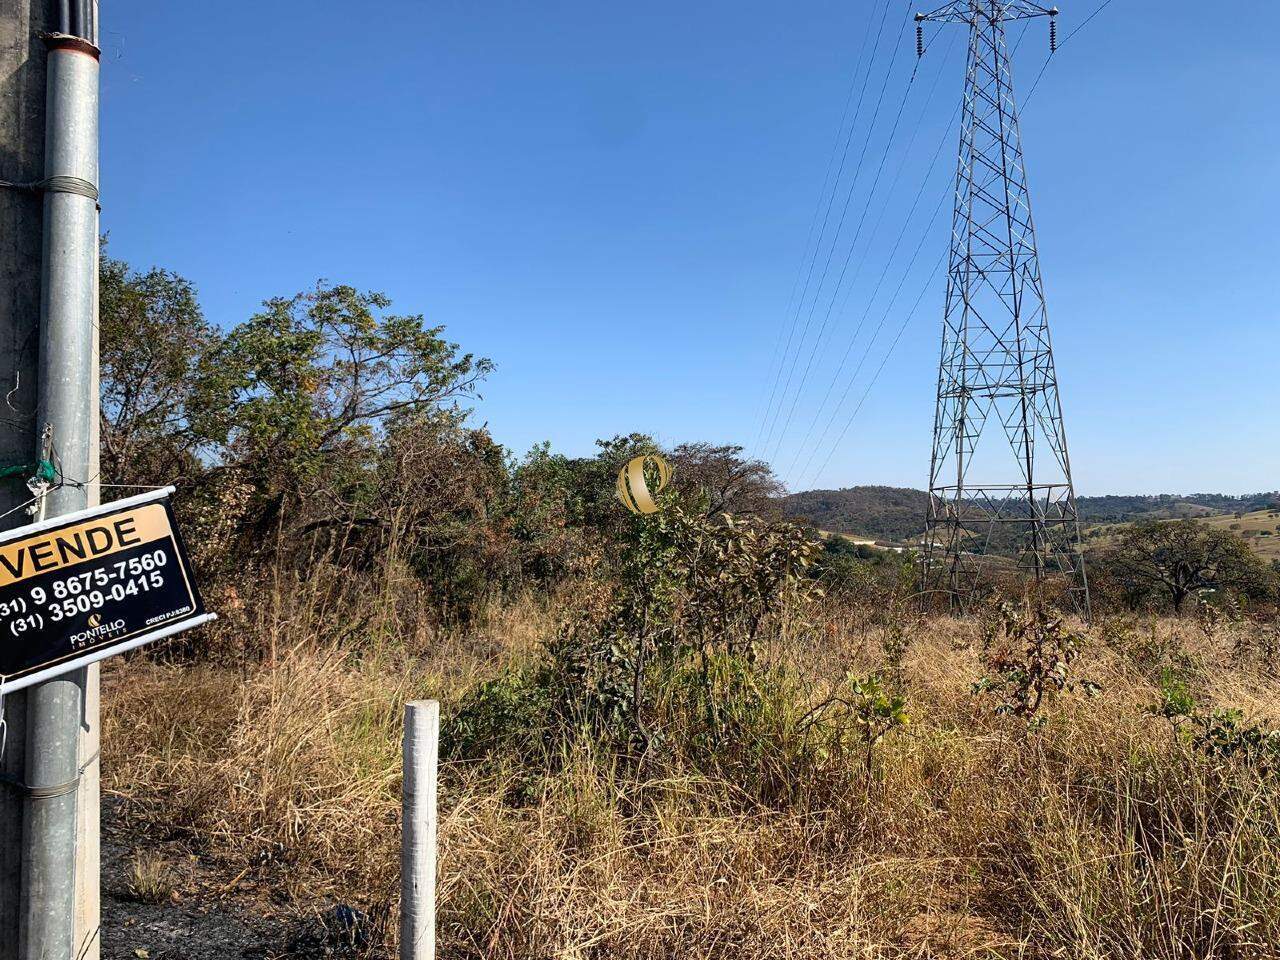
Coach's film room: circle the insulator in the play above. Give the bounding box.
[1049,18,1057,52]
[916,22,925,58]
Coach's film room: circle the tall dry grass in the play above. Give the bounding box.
[103,568,1280,959]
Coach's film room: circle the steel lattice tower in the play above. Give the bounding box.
[916,1,1089,614]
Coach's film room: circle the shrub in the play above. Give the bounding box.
[973,600,1099,722]
[446,505,821,767]
[1150,669,1280,772]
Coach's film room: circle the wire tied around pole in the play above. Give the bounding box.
[0,750,100,796]
[0,175,98,202]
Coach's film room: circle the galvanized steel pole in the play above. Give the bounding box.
[0,1,52,952]
[19,18,100,960]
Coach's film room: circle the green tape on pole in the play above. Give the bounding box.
[0,460,56,484]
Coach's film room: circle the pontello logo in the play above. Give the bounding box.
[72,614,126,647]
[615,454,672,515]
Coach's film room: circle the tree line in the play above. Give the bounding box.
[98,251,1280,626]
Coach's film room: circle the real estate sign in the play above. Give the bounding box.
[0,488,214,692]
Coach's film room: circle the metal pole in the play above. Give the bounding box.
[19,19,100,960]
[74,14,102,958]
[400,701,438,960]
[0,1,52,952]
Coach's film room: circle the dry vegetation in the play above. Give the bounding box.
[91,257,1280,957]
[102,561,1280,960]
[1202,509,1280,561]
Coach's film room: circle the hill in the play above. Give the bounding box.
[779,486,929,542]
[1074,492,1278,523]
[1199,507,1280,560]
[781,486,1280,543]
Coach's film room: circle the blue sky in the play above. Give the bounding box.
[100,1,1279,496]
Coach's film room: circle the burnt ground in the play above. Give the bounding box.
[101,799,386,960]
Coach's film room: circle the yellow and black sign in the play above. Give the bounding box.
[0,489,212,692]
[616,454,672,515]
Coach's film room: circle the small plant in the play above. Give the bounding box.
[1149,670,1280,772]
[879,616,912,693]
[1194,595,1241,640]
[1149,668,1197,731]
[1232,621,1280,674]
[974,600,1099,722]
[800,672,908,785]
[444,670,551,760]
[846,673,909,783]
[127,849,177,904]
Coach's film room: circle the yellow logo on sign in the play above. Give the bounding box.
[616,454,672,515]
[87,614,102,628]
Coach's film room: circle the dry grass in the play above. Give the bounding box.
[1201,509,1280,560]
[127,849,178,904]
[102,571,1280,959]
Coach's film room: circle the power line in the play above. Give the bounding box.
[765,40,926,465]
[752,0,896,455]
[751,7,883,452]
[779,32,959,481]
[757,0,901,455]
[783,112,957,483]
[1064,0,1116,45]
[803,252,947,489]
[1022,0,1118,107]
[783,19,1040,487]
[763,10,916,461]
[791,190,950,488]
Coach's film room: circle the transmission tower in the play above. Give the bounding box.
[915,1,1089,614]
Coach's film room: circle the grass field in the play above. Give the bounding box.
[102,567,1280,959]
[1200,508,1280,560]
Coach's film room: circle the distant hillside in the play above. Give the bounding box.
[1192,508,1280,560]
[1075,493,1279,523]
[781,486,1280,542]
[780,486,929,541]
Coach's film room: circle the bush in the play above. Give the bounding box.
[446,505,821,770]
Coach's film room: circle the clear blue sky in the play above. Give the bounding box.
[100,1,1279,496]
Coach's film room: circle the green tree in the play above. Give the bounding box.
[211,282,492,536]
[99,253,226,486]
[1104,520,1278,612]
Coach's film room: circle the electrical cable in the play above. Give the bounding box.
[1022,0,1118,108]
[756,0,899,456]
[802,250,948,489]
[1063,0,1116,45]
[778,30,959,479]
[762,6,913,459]
[784,112,957,483]
[752,5,887,452]
[783,20,1040,487]
[766,40,924,465]
[791,189,950,488]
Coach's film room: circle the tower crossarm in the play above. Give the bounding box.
[915,1,1057,25]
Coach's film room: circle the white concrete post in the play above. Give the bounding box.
[400,701,438,960]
